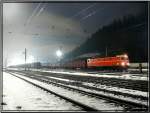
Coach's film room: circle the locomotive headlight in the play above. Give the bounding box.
[124,54,128,58]
[127,62,130,66]
[121,62,125,66]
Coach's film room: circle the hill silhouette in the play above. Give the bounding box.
[63,12,148,63]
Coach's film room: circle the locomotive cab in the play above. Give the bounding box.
[116,54,130,68]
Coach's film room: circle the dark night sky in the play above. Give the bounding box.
[3,2,147,66]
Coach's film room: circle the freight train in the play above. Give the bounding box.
[8,62,42,69]
[8,54,130,71]
[59,54,130,71]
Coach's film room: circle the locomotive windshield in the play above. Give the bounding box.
[116,54,129,60]
[121,57,128,60]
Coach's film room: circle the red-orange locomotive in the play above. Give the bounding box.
[87,54,130,70]
[60,54,130,71]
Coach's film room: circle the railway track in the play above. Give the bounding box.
[5,70,148,111]
[35,70,148,92]
[3,72,84,110]
[10,70,148,101]
[5,72,98,111]
[11,69,148,92]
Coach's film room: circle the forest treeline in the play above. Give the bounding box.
[63,12,148,62]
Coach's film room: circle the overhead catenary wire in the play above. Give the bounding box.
[25,3,42,26]
[34,3,47,18]
[23,3,46,37]
[79,6,107,21]
[80,10,97,20]
[70,3,97,19]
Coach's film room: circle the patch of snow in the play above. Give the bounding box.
[82,82,148,98]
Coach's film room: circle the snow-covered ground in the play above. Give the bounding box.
[6,72,148,110]
[6,67,148,81]
[46,75,148,98]
[30,69,148,81]
[19,72,148,98]
[130,63,148,68]
[3,72,82,110]
[4,72,135,111]
[34,74,148,104]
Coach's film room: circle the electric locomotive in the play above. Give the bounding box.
[87,54,130,70]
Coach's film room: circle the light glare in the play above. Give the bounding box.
[56,50,62,57]
[8,55,34,66]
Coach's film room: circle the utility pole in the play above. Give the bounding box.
[139,63,143,73]
[25,48,27,71]
[4,57,7,69]
[36,57,38,69]
[106,46,108,57]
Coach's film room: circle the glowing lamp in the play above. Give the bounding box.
[56,50,62,58]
